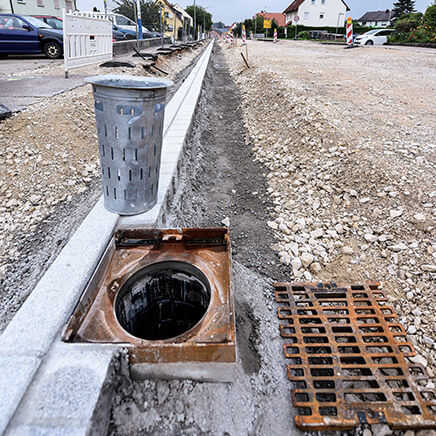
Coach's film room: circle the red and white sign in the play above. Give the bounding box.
[346,17,353,45]
[273,28,277,43]
[242,25,246,44]
[294,15,300,22]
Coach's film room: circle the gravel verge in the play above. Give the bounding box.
[223,40,436,390]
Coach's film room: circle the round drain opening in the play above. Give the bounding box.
[115,261,211,341]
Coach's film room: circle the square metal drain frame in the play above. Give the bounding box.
[63,228,236,382]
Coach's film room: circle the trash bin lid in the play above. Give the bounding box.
[86,74,173,90]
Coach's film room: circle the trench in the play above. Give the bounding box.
[108,43,294,436]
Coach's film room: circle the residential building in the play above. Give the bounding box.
[283,0,350,28]
[357,10,392,27]
[173,3,193,39]
[155,0,184,40]
[257,11,286,27]
[0,0,76,17]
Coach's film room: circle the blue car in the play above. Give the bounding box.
[0,14,63,59]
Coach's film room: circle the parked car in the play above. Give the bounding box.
[32,15,63,30]
[0,14,63,58]
[113,24,162,40]
[354,29,395,46]
[107,13,148,33]
[112,25,127,41]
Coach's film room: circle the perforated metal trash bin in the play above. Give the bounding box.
[87,75,173,215]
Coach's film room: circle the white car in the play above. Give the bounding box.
[354,29,395,46]
[107,13,148,34]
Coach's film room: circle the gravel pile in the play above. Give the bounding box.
[224,41,436,391]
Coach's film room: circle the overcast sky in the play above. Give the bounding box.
[175,0,432,24]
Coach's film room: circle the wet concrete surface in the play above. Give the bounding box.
[0,75,86,112]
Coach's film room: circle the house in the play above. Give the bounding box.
[155,0,184,40]
[0,0,76,17]
[357,10,392,27]
[257,11,286,27]
[283,0,350,28]
[173,3,193,39]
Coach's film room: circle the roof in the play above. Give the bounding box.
[257,12,286,27]
[358,10,391,22]
[173,4,193,25]
[283,0,350,14]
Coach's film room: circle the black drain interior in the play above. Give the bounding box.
[115,261,211,340]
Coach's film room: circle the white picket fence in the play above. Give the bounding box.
[63,10,113,78]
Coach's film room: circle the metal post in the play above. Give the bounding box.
[136,0,142,39]
[133,2,139,49]
[193,0,196,40]
[8,0,14,13]
[295,23,297,39]
[336,13,344,40]
[161,4,164,48]
[103,0,107,16]
[254,14,257,37]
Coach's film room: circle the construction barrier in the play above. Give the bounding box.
[242,25,246,44]
[346,17,353,45]
[250,31,253,40]
[274,28,278,43]
[63,10,112,78]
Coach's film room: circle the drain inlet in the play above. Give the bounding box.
[115,261,211,341]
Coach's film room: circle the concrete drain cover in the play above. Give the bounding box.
[274,281,436,432]
[63,228,236,381]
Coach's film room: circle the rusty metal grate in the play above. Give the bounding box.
[274,281,436,432]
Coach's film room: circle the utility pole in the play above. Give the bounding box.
[161,3,164,48]
[193,0,196,40]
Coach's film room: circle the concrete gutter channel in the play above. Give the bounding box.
[0,40,215,436]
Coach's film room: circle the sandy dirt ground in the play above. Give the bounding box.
[110,41,435,436]
[0,43,207,333]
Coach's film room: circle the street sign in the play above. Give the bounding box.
[264,19,272,29]
[294,15,300,22]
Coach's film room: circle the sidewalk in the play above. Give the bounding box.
[0,43,175,114]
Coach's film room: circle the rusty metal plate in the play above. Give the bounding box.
[274,281,436,432]
[63,228,235,366]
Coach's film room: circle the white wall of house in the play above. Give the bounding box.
[285,0,347,27]
[357,20,390,27]
[0,0,75,17]
[75,0,117,13]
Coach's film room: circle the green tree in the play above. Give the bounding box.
[392,0,416,22]
[395,12,423,32]
[113,0,161,31]
[185,4,212,37]
[423,2,436,27]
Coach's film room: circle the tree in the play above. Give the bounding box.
[423,2,436,27]
[113,0,161,31]
[394,12,422,32]
[392,0,416,22]
[185,4,212,37]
